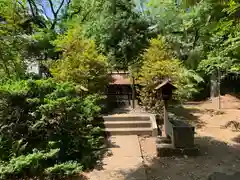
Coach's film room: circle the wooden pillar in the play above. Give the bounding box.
[163,100,168,135]
[132,75,136,109]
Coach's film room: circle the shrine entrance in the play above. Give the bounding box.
[105,71,137,111]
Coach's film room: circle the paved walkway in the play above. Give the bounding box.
[85,134,240,180]
[86,135,147,180]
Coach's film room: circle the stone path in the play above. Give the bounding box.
[85,100,240,180]
[85,134,240,180]
[86,135,148,180]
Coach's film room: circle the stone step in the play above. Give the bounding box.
[104,121,151,128]
[103,116,150,122]
[105,127,153,136]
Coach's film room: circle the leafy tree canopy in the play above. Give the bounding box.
[146,0,240,75]
[50,23,110,92]
[81,0,154,69]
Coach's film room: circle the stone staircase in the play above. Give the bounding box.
[103,114,158,136]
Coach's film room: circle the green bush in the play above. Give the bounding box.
[0,79,104,179]
[50,24,111,93]
[0,149,59,179]
[135,36,203,112]
[44,161,83,178]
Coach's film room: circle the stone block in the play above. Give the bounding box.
[156,143,199,157]
[156,136,171,144]
[166,120,195,148]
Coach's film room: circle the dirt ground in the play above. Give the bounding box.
[85,94,240,180]
[138,94,240,180]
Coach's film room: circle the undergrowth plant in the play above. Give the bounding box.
[0,79,105,179]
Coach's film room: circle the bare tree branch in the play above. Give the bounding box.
[48,0,65,30]
[27,0,36,17]
[48,0,56,16]
[24,0,47,29]
[48,0,65,18]
[39,3,51,22]
[55,0,65,18]
[30,0,39,16]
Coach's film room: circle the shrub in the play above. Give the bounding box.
[44,161,83,178]
[135,36,203,112]
[0,149,59,179]
[0,79,104,178]
[50,25,111,93]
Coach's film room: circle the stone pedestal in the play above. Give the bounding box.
[156,136,199,157]
[165,120,195,148]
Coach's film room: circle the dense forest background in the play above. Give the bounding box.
[1,0,240,97]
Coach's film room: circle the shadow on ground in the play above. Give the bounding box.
[81,117,117,173]
[169,105,207,129]
[123,136,240,180]
[106,107,132,115]
[232,134,240,143]
[228,93,240,100]
[105,138,121,148]
[222,120,240,132]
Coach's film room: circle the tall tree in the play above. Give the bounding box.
[50,23,110,92]
[82,0,153,69]
[146,0,240,99]
[0,0,29,78]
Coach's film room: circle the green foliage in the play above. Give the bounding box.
[147,0,213,69]
[0,0,85,79]
[82,0,153,69]
[0,79,104,178]
[51,24,110,92]
[145,0,240,99]
[1,1,240,179]
[0,149,59,179]
[136,36,203,112]
[44,161,83,178]
[147,0,240,76]
[0,0,28,78]
[197,8,240,74]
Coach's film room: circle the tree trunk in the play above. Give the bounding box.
[210,71,218,98]
[210,70,222,109]
[163,100,168,135]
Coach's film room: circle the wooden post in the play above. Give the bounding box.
[132,75,136,109]
[218,68,221,109]
[163,100,168,135]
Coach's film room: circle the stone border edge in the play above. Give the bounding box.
[150,114,158,137]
